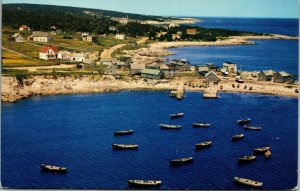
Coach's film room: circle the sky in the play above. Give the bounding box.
[2,0,299,18]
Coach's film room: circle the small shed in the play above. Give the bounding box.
[130,63,145,75]
[141,68,163,79]
[257,70,275,81]
[11,33,24,42]
[204,71,220,85]
[273,72,292,83]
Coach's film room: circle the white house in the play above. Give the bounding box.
[115,33,125,40]
[11,33,24,42]
[29,31,52,42]
[19,25,30,31]
[70,52,85,62]
[39,45,58,60]
[57,50,72,60]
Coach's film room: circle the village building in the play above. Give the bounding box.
[141,68,164,79]
[70,52,85,62]
[273,72,292,83]
[160,64,178,79]
[172,33,181,40]
[169,23,179,28]
[39,45,58,60]
[104,64,118,76]
[186,29,197,35]
[100,58,113,66]
[109,26,117,31]
[115,33,125,40]
[83,59,97,67]
[130,63,145,75]
[28,31,52,42]
[221,62,237,75]
[196,65,210,76]
[147,62,160,69]
[206,63,218,72]
[170,59,191,71]
[204,71,220,85]
[19,25,30,31]
[257,70,276,81]
[11,33,24,42]
[57,50,72,60]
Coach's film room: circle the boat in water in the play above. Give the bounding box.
[113,130,134,136]
[234,177,263,187]
[160,124,181,129]
[232,134,244,141]
[253,147,270,155]
[112,144,138,150]
[195,141,212,149]
[40,164,67,173]
[237,155,256,163]
[128,180,162,187]
[244,125,262,130]
[170,113,184,118]
[192,123,210,127]
[237,118,251,124]
[265,150,271,159]
[169,157,193,165]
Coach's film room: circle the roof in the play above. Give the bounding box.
[58,50,71,55]
[186,29,197,34]
[19,25,29,28]
[262,70,275,76]
[278,71,291,77]
[39,45,58,53]
[205,71,219,78]
[71,53,85,58]
[198,66,209,72]
[12,33,21,38]
[130,63,145,70]
[32,31,49,37]
[141,68,162,75]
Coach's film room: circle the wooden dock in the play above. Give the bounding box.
[176,84,185,100]
[203,82,218,99]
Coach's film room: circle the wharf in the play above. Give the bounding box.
[203,83,218,99]
[176,84,185,100]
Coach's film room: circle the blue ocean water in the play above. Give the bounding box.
[192,17,299,36]
[1,91,298,189]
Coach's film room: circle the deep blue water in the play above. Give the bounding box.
[166,39,299,76]
[1,91,298,189]
[192,17,299,36]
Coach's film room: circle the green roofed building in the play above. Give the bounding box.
[141,68,164,79]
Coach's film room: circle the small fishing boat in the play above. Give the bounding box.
[234,177,263,187]
[113,130,134,136]
[237,118,251,124]
[159,124,181,129]
[237,155,256,163]
[40,164,67,173]
[128,180,162,187]
[112,144,138,150]
[244,125,262,130]
[253,147,270,155]
[192,123,210,127]
[170,113,184,118]
[265,150,271,159]
[169,157,193,165]
[195,141,212,149]
[236,78,245,83]
[232,134,244,141]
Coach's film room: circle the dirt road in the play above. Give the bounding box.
[100,44,126,60]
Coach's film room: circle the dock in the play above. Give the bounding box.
[203,82,218,99]
[176,83,185,100]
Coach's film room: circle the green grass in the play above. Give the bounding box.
[112,44,148,57]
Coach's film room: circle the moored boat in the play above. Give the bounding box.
[237,155,256,163]
[265,150,271,159]
[244,125,262,130]
[112,144,138,150]
[192,123,210,127]
[253,147,270,155]
[237,118,251,124]
[169,157,193,165]
[232,134,244,141]
[160,124,181,129]
[40,164,67,173]
[170,113,184,118]
[234,177,263,187]
[128,180,162,187]
[113,130,134,136]
[195,141,212,149]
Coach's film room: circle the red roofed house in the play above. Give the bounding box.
[39,45,58,60]
[19,25,30,31]
[186,29,197,35]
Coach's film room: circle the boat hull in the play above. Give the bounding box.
[253,147,270,155]
[112,144,138,150]
[128,180,162,187]
[234,177,263,187]
[169,157,193,165]
[160,124,181,129]
[192,123,210,127]
[237,156,256,164]
[195,142,212,149]
[40,164,67,173]
[170,113,184,118]
[113,130,134,136]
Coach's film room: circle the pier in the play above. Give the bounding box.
[203,82,218,99]
[176,83,185,100]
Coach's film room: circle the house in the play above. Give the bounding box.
[112,56,132,68]
[19,25,30,31]
[257,70,275,81]
[57,50,72,60]
[109,26,117,31]
[147,62,160,69]
[170,59,191,71]
[70,53,85,62]
[273,72,292,83]
[169,23,179,28]
[82,34,95,42]
[172,34,181,40]
[204,71,220,85]
[115,33,125,40]
[39,45,58,60]
[141,68,164,79]
[160,64,178,79]
[206,63,217,72]
[84,59,97,68]
[11,33,24,42]
[196,65,209,76]
[101,58,113,66]
[130,63,145,75]
[222,62,237,74]
[186,29,197,35]
[104,64,118,76]
[51,30,62,35]
[28,31,52,42]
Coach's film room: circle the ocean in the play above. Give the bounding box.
[1,17,298,189]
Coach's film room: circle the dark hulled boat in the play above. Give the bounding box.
[234,177,263,187]
[253,147,270,155]
[160,124,181,129]
[128,180,162,187]
[40,164,67,173]
[244,125,262,130]
[195,141,212,149]
[232,134,244,141]
[170,113,184,118]
[113,130,134,136]
[192,123,210,127]
[169,157,193,165]
[237,118,251,124]
[112,144,138,150]
[237,155,256,163]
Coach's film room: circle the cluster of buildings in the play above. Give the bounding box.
[257,70,293,83]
